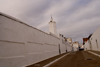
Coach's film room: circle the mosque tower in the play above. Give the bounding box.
[49,16,57,35]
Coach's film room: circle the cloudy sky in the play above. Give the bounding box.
[0,0,100,44]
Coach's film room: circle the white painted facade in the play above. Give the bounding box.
[49,17,57,35]
[84,26,100,51]
[66,42,72,52]
[66,38,72,52]
[72,42,79,51]
[0,12,67,67]
[84,41,91,50]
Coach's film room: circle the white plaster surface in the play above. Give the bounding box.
[0,13,67,67]
[66,42,72,52]
[49,21,57,35]
[84,41,90,50]
[84,26,100,51]
[66,44,72,52]
[73,42,79,51]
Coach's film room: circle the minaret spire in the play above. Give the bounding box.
[50,15,53,22]
[49,15,57,35]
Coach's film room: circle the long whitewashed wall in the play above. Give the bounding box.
[0,14,65,67]
[85,26,100,51]
[59,37,66,53]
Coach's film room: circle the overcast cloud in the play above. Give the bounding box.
[0,0,100,44]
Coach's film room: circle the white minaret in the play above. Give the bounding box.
[49,16,57,35]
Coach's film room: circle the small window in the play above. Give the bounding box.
[96,39,98,48]
[91,38,92,40]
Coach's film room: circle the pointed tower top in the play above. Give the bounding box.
[50,15,53,22]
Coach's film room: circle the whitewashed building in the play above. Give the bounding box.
[84,26,100,51]
[66,38,72,52]
[72,41,79,51]
[0,12,67,67]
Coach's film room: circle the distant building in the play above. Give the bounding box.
[67,38,72,43]
[83,38,89,45]
[83,34,93,50]
[72,41,79,51]
[66,38,73,52]
[83,34,92,45]
[79,44,84,51]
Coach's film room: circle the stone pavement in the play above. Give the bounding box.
[27,51,100,67]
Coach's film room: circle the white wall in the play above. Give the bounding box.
[59,36,67,53]
[90,26,100,51]
[73,43,78,51]
[84,41,90,50]
[66,44,72,52]
[0,13,66,67]
[65,41,72,52]
[84,26,100,51]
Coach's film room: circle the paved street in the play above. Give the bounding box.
[27,51,100,67]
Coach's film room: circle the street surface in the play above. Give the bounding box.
[27,51,100,67]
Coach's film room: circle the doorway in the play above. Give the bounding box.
[58,44,61,54]
[96,39,98,49]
